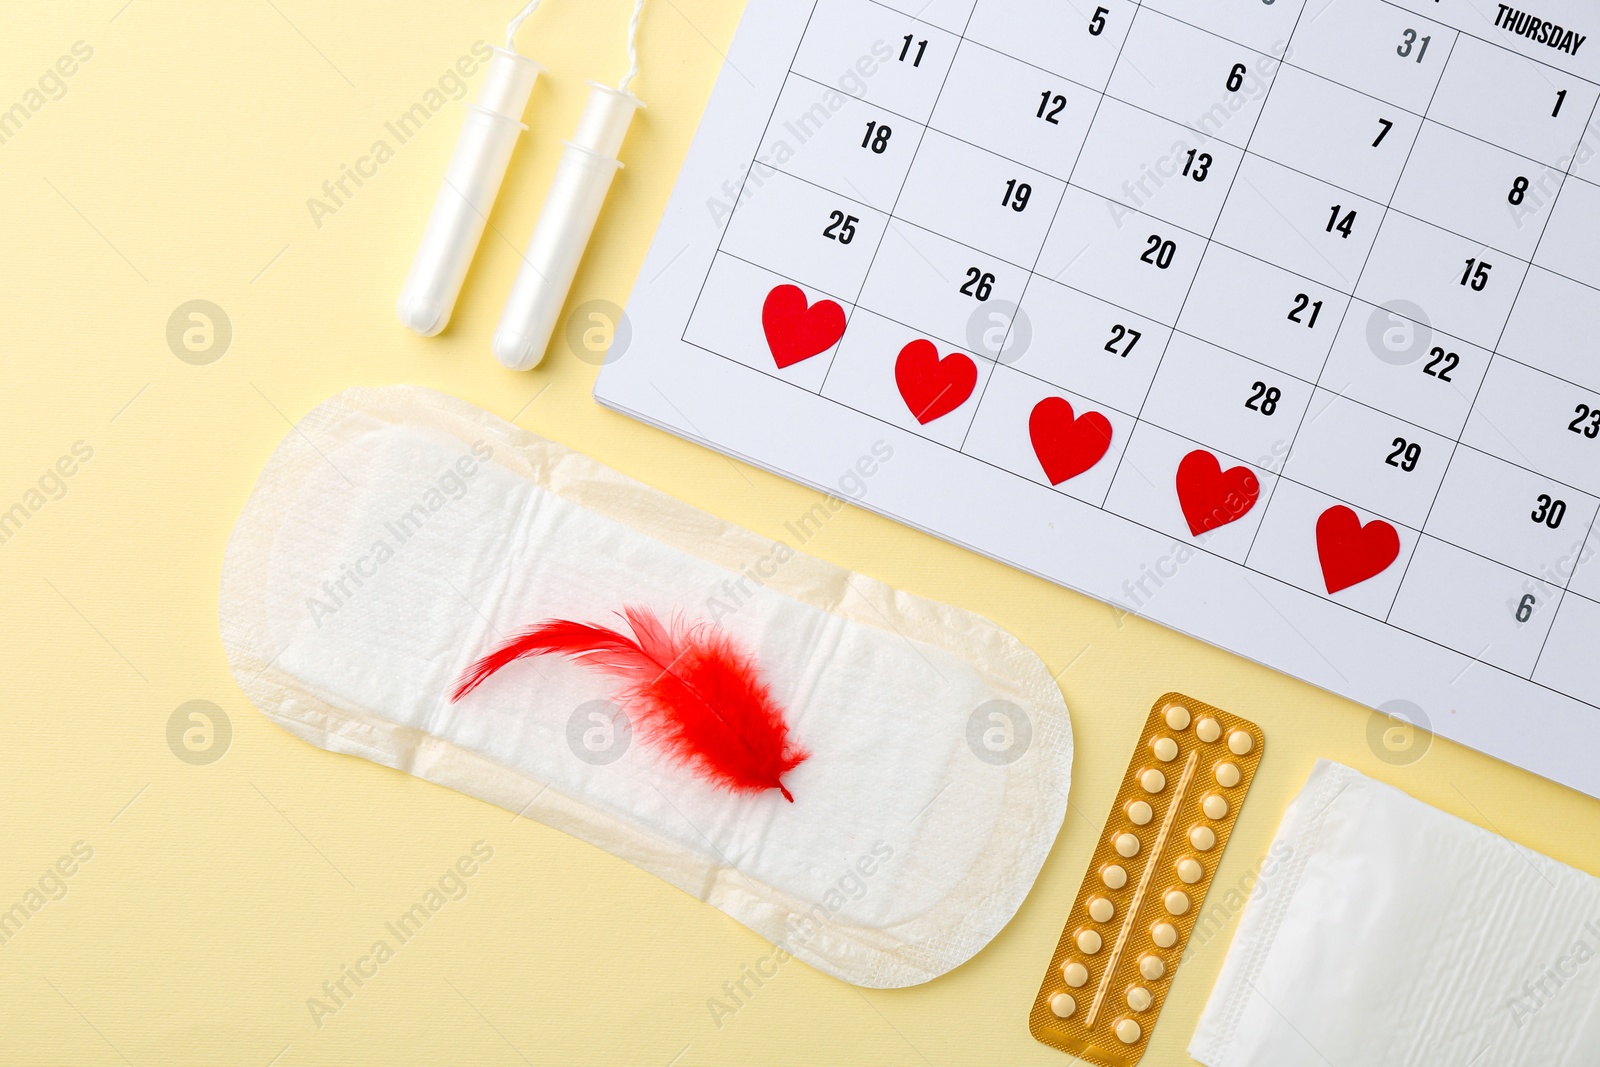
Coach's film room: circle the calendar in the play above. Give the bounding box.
[596,0,1600,798]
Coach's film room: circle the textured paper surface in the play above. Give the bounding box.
[1192,761,1600,1065]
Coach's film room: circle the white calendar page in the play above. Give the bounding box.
[596,0,1600,798]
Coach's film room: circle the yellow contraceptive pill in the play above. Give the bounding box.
[1030,694,1264,1065]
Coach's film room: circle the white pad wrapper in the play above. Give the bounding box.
[1192,760,1600,1065]
[220,386,1072,988]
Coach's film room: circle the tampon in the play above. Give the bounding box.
[397,46,542,336]
[492,81,643,370]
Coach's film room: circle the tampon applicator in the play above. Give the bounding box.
[493,0,648,371]
[397,6,546,336]
[492,83,642,370]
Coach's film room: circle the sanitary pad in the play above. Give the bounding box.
[219,385,1073,988]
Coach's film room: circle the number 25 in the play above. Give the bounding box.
[822,210,857,244]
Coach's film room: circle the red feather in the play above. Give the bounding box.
[451,607,809,802]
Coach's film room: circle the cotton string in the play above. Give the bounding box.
[506,0,543,52]
[619,0,647,94]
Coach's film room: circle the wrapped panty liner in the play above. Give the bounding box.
[220,386,1073,988]
[1192,760,1600,1066]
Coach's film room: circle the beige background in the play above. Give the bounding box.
[2,1,1597,1064]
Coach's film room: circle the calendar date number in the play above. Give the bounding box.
[1105,324,1141,357]
[960,268,995,301]
[1570,403,1600,438]
[1386,437,1422,472]
[822,210,858,245]
[1423,346,1458,382]
[861,121,893,154]
[1141,235,1177,269]
[1245,381,1281,415]
[1001,179,1031,212]
[1515,594,1537,623]
[1326,205,1357,240]
[1461,258,1492,291]
[1288,293,1322,327]
[1397,29,1431,63]
[1531,494,1567,528]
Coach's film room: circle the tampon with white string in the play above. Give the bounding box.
[491,82,642,369]
[397,7,545,336]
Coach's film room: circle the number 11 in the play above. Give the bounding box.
[898,35,927,66]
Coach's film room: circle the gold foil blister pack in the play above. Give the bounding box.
[1029,693,1264,1065]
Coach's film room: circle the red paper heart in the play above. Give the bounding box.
[895,340,977,424]
[1316,505,1401,594]
[1176,450,1261,536]
[1029,397,1113,485]
[762,285,846,369]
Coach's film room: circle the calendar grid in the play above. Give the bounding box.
[709,244,1599,508]
[1405,87,1600,660]
[698,28,1600,404]
[678,0,826,353]
[1375,0,1600,90]
[955,6,1592,199]
[1380,89,1595,622]
[1532,506,1600,677]
[782,58,1565,269]
[955,3,1146,455]
[895,78,1592,297]
[690,0,1600,348]
[669,313,1600,714]
[1130,6,1571,164]
[681,300,1575,595]
[765,45,1566,292]
[813,2,982,398]
[1539,506,1600,663]
[714,157,1600,418]
[679,310,1589,605]
[1241,28,1458,565]
[668,0,1600,711]
[1098,0,1313,501]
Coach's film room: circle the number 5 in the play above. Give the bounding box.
[1089,5,1108,35]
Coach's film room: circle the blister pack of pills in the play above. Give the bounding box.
[1029,693,1263,1065]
